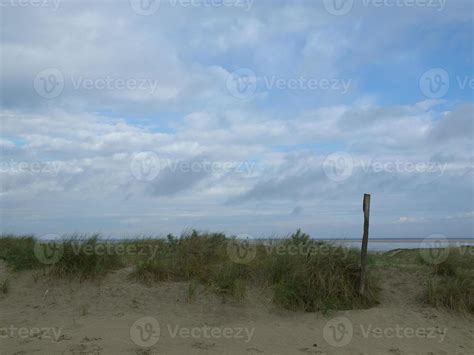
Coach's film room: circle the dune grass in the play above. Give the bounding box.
[48,236,124,281]
[2,233,471,314]
[256,231,379,312]
[128,231,250,301]
[1,230,381,312]
[425,270,474,314]
[0,235,42,271]
[421,247,474,314]
[128,229,380,311]
[266,245,379,312]
[0,234,124,281]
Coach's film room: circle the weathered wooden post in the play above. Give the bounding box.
[359,193,371,295]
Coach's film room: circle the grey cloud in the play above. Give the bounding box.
[429,104,474,142]
[147,157,211,197]
[0,1,472,238]
[290,206,302,216]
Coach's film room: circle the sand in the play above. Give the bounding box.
[0,262,473,355]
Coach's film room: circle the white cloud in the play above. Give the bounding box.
[0,1,472,238]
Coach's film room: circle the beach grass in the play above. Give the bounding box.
[9,232,474,313]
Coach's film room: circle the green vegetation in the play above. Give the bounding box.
[22,232,474,314]
[0,230,380,311]
[0,234,124,281]
[422,247,474,314]
[0,235,41,271]
[128,229,379,311]
[268,246,379,312]
[49,236,124,281]
[128,231,250,301]
[368,246,473,314]
[2,233,471,314]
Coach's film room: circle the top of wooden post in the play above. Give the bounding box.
[363,193,371,216]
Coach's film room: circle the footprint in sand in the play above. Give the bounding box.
[192,341,216,349]
[298,348,323,354]
[56,334,72,341]
[69,343,103,354]
[135,349,153,355]
[81,336,102,343]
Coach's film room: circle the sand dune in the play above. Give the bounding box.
[0,261,472,355]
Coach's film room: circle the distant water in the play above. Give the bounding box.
[315,238,474,251]
[258,238,474,251]
[35,235,474,251]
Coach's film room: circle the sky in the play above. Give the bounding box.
[0,0,473,241]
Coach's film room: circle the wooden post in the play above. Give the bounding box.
[359,193,371,295]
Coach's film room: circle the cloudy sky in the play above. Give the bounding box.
[0,0,472,241]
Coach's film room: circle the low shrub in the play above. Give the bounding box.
[49,236,124,280]
[0,235,41,271]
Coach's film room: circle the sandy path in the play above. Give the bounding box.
[0,263,473,354]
